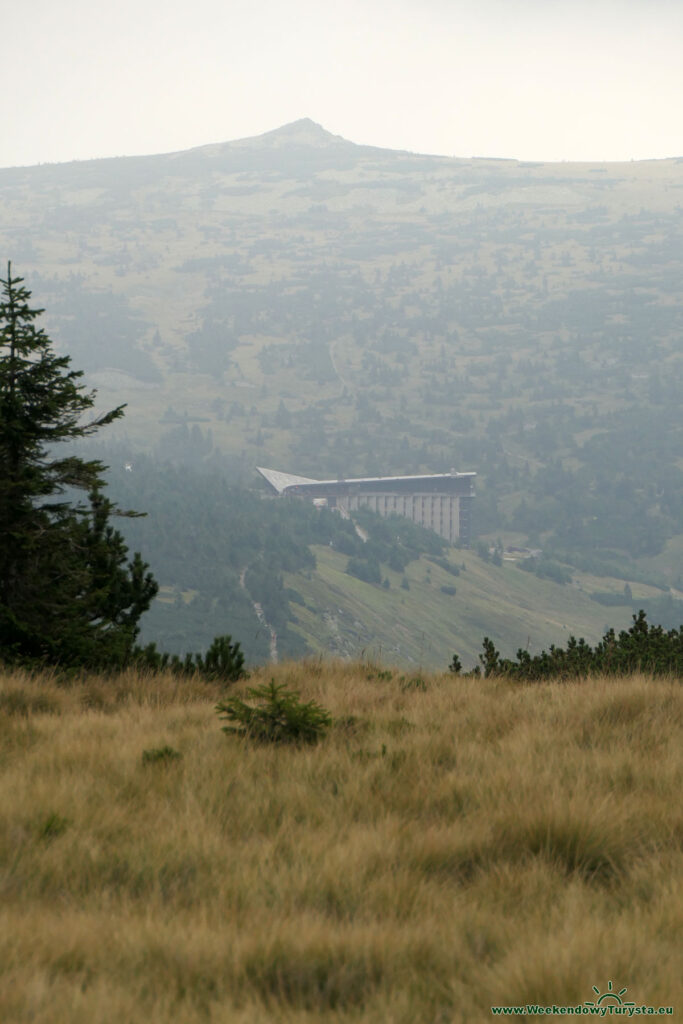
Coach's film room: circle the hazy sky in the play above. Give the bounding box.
[3,0,682,168]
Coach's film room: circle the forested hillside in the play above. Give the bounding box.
[99,451,449,663]
[2,120,683,658]
[85,449,677,668]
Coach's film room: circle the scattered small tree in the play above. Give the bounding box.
[448,653,462,674]
[346,555,382,584]
[216,680,331,744]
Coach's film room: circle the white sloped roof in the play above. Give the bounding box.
[312,472,477,485]
[257,466,476,494]
[256,467,321,493]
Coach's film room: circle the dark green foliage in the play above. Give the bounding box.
[93,453,457,662]
[200,634,246,681]
[448,654,462,675]
[104,459,367,662]
[387,547,409,573]
[365,668,393,682]
[346,556,382,584]
[216,680,332,744]
[332,530,363,557]
[354,508,446,565]
[475,611,683,679]
[141,745,182,765]
[133,634,246,683]
[245,558,310,634]
[476,541,490,562]
[400,675,427,692]
[0,265,157,669]
[440,584,457,596]
[428,556,460,577]
[479,637,501,677]
[518,557,572,585]
[38,812,69,841]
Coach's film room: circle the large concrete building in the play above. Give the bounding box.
[256,467,476,546]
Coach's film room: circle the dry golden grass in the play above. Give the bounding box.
[0,662,681,1023]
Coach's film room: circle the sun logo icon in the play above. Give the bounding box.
[585,980,635,1008]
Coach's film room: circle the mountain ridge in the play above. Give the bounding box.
[0,118,409,175]
[7,117,677,177]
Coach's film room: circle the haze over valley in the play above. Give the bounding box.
[2,119,682,666]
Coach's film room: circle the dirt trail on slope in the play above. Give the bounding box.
[239,568,278,663]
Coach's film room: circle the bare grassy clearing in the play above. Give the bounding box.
[0,664,681,1022]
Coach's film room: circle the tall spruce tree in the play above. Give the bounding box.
[0,263,157,668]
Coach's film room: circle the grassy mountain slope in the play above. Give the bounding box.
[285,545,635,669]
[98,454,646,671]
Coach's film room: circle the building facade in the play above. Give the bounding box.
[256,467,476,546]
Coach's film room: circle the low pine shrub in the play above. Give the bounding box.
[141,745,182,765]
[469,610,683,679]
[216,680,331,744]
[199,635,247,682]
[133,634,246,684]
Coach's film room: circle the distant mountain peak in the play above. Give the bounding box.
[270,117,339,138]
[232,118,352,150]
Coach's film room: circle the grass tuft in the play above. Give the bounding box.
[37,812,69,841]
[0,688,61,717]
[141,745,183,765]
